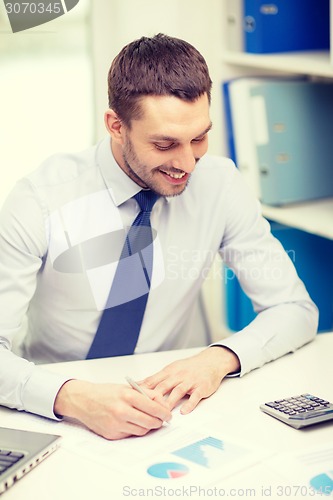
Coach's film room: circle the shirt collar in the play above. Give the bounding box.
[95,136,170,207]
[96,136,142,207]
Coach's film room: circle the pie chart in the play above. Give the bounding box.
[147,462,189,479]
[310,471,333,495]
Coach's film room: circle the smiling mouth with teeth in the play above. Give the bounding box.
[160,169,186,179]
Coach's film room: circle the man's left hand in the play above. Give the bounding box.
[141,346,240,415]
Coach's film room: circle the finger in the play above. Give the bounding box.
[147,374,189,398]
[103,428,148,440]
[140,372,168,390]
[129,391,172,423]
[118,420,156,438]
[165,383,191,410]
[113,400,165,434]
[93,415,154,441]
[179,390,203,415]
[127,411,165,431]
[144,388,169,408]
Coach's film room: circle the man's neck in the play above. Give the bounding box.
[110,138,125,172]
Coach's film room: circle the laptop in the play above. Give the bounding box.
[0,427,61,495]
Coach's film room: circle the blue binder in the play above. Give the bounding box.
[250,80,333,206]
[244,0,330,54]
[222,80,237,165]
[225,223,333,333]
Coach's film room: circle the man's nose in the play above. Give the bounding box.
[171,145,197,173]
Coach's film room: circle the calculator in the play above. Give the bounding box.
[260,393,333,429]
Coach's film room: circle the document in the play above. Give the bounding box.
[266,444,333,496]
[60,408,272,488]
[5,403,271,488]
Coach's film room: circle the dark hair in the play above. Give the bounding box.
[107,33,212,127]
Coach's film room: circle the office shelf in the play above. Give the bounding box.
[222,51,333,79]
[221,0,333,238]
[262,199,333,241]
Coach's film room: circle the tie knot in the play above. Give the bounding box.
[134,190,159,214]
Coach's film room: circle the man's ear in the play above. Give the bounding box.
[104,109,125,144]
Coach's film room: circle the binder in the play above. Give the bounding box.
[225,0,244,52]
[222,80,237,165]
[225,223,333,333]
[250,80,333,206]
[331,0,333,64]
[224,78,263,198]
[222,76,304,200]
[244,0,330,54]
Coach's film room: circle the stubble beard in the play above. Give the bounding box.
[122,139,191,197]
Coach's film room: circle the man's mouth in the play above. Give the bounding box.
[159,168,187,183]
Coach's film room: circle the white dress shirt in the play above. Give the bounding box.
[0,137,318,419]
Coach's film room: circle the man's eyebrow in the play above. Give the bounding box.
[149,122,213,142]
[194,122,213,139]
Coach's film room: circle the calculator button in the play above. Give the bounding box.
[290,408,333,420]
[9,452,24,459]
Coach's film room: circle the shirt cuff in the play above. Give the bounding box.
[21,366,72,420]
[208,343,241,377]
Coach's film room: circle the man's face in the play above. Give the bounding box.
[116,93,212,197]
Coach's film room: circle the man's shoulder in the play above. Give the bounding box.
[190,153,237,190]
[195,153,236,175]
[172,154,239,209]
[26,143,98,189]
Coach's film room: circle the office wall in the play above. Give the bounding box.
[0,0,93,207]
[90,0,226,156]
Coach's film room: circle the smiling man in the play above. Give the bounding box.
[106,94,212,196]
[0,34,318,440]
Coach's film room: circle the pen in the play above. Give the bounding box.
[125,376,170,426]
[125,376,150,399]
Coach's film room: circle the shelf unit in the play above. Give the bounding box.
[220,1,333,241]
[209,0,333,334]
[262,199,333,240]
[222,50,333,79]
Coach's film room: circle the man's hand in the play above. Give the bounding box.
[54,380,172,440]
[141,346,240,415]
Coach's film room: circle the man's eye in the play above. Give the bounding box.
[154,143,174,151]
[192,135,206,144]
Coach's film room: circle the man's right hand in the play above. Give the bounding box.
[54,379,172,440]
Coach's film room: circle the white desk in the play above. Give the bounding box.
[1,332,333,499]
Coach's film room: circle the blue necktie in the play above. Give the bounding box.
[87,190,159,359]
